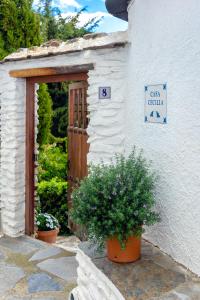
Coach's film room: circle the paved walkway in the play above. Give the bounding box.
[0,236,77,299]
[81,240,200,300]
[1,235,200,300]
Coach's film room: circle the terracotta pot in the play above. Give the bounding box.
[106,236,141,263]
[36,229,58,243]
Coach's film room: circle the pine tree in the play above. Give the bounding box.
[0,0,41,59]
[38,0,101,42]
[37,84,53,146]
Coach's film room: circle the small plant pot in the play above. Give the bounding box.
[36,229,58,244]
[106,236,141,263]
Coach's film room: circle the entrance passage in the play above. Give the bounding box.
[22,69,89,235]
[68,82,89,229]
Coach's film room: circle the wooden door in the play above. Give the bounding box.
[68,82,89,230]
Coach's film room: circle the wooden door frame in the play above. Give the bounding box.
[25,71,88,235]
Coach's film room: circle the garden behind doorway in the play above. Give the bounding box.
[19,67,90,236]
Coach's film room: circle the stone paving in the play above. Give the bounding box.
[1,235,200,299]
[81,240,200,300]
[0,236,77,299]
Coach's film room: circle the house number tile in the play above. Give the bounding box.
[99,87,111,100]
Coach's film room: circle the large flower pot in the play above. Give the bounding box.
[106,236,141,263]
[36,229,58,244]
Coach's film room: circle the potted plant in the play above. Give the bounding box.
[36,212,60,243]
[71,149,160,263]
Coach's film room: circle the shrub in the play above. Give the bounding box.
[38,144,67,182]
[37,84,53,146]
[71,149,160,247]
[37,178,69,234]
[49,134,67,152]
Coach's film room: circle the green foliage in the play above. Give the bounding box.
[36,212,59,231]
[37,0,60,42]
[71,149,160,248]
[0,0,101,60]
[38,1,101,42]
[35,1,101,139]
[37,83,53,146]
[0,0,41,59]
[48,134,67,152]
[37,178,68,234]
[52,106,68,138]
[55,8,101,41]
[38,144,67,181]
[47,82,69,138]
[37,144,69,234]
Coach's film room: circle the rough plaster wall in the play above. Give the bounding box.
[70,249,124,300]
[0,44,128,236]
[87,50,127,164]
[126,0,200,275]
[0,67,26,236]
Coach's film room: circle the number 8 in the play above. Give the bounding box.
[102,89,107,97]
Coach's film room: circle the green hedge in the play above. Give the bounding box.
[38,144,67,182]
[37,178,69,234]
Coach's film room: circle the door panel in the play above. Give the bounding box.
[68,82,89,230]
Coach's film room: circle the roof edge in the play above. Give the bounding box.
[0,31,128,65]
[105,0,128,21]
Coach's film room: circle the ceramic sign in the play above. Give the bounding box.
[144,84,167,124]
[99,87,111,99]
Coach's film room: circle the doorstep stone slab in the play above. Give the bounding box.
[4,297,32,300]
[93,257,186,299]
[5,297,56,300]
[29,247,62,261]
[17,236,47,249]
[157,281,200,300]
[28,272,63,293]
[0,262,25,296]
[0,236,45,254]
[158,293,190,300]
[55,235,81,252]
[74,240,198,300]
[0,250,5,260]
[37,256,78,281]
[79,241,106,259]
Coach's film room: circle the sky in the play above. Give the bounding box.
[34,0,128,33]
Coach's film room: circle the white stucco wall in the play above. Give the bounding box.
[69,249,124,300]
[126,0,200,275]
[0,39,128,236]
[0,68,26,236]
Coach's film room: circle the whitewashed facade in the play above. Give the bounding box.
[0,0,200,280]
[126,0,200,277]
[0,32,128,237]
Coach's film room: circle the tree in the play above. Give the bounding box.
[36,1,102,140]
[37,0,101,42]
[36,0,59,42]
[0,0,41,59]
[37,83,53,146]
[56,9,101,41]
[47,82,68,138]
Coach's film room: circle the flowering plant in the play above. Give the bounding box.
[36,213,59,231]
[71,149,160,248]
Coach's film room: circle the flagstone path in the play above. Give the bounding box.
[1,235,200,300]
[0,236,77,299]
[76,240,200,300]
